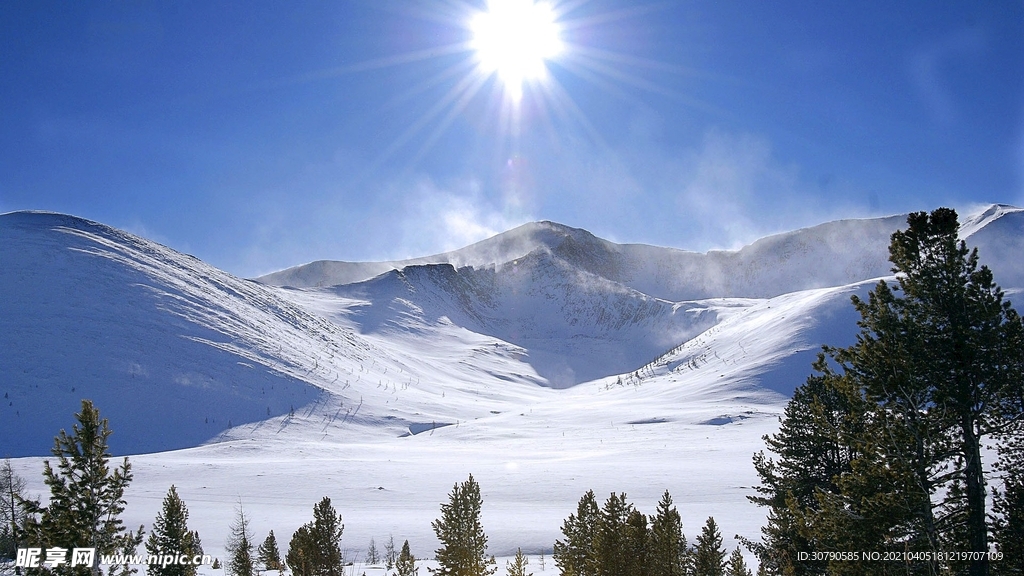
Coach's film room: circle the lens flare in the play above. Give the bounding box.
[471,0,564,102]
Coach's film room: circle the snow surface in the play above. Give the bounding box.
[4,206,1024,570]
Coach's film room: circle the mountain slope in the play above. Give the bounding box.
[4,206,1024,458]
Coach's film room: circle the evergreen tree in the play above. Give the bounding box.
[366,539,380,566]
[553,490,599,576]
[429,474,496,576]
[505,549,530,576]
[993,426,1024,575]
[257,532,283,572]
[285,526,313,576]
[648,491,686,576]
[724,549,751,576]
[833,209,1022,574]
[384,536,398,572]
[692,517,725,576]
[877,208,1024,576]
[225,503,255,576]
[21,400,144,576]
[624,509,648,576]
[1,459,27,566]
[395,541,417,576]
[146,486,203,576]
[746,369,861,576]
[592,493,634,576]
[286,498,343,576]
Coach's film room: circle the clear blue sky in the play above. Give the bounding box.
[2,1,1022,277]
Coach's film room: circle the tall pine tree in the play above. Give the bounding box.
[21,400,144,576]
[225,502,254,576]
[749,208,1024,576]
[286,497,343,576]
[395,541,417,576]
[993,425,1024,575]
[145,486,203,576]
[648,491,687,576]
[1,459,27,566]
[430,474,496,576]
[553,490,598,576]
[257,532,283,572]
[693,517,725,576]
[592,493,633,576]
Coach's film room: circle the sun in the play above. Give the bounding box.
[470,0,564,102]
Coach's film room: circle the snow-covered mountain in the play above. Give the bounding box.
[4,205,1024,565]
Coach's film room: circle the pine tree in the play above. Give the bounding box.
[257,532,283,572]
[748,208,1024,576]
[21,400,144,576]
[429,474,496,576]
[876,208,1024,576]
[693,517,725,576]
[366,539,380,566]
[592,493,633,576]
[1,459,27,565]
[993,426,1024,575]
[553,490,599,576]
[746,369,861,576]
[286,498,344,576]
[648,491,686,576]
[146,486,203,576]
[384,536,398,572]
[505,549,531,576]
[395,541,417,576]
[624,509,648,576]
[285,526,313,576]
[225,503,255,576]
[724,549,751,576]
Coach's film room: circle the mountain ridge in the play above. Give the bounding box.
[3,205,1023,457]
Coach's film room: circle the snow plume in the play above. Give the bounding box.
[676,131,884,248]
[396,175,533,261]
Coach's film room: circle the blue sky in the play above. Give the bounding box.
[2,1,1022,277]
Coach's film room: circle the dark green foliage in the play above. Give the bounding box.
[693,517,725,576]
[993,427,1024,575]
[725,549,751,576]
[429,474,496,576]
[592,493,634,576]
[21,400,143,576]
[746,369,861,576]
[285,526,312,576]
[286,498,344,576]
[226,504,255,576]
[145,486,203,576]
[211,560,220,570]
[257,531,283,572]
[553,490,599,576]
[749,208,1024,576]
[648,491,687,576]
[505,548,530,576]
[624,510,647,576]
[395,541,417,576]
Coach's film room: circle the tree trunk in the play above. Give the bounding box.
[962,419,988,576]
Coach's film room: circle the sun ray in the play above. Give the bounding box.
[328,0,718,181]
